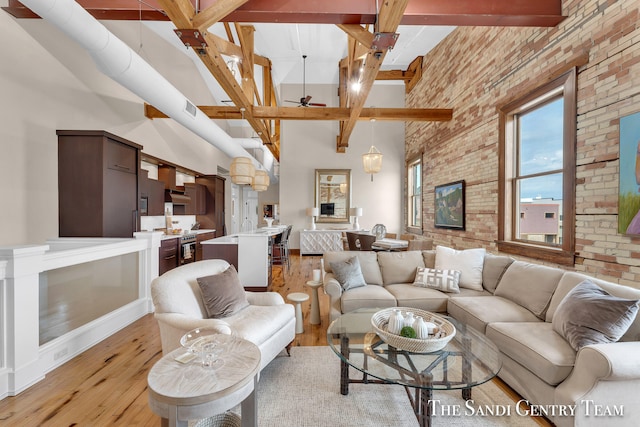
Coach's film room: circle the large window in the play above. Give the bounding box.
[408,157,422,229]
[498,69,576,265]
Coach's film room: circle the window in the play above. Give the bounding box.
[498,69,576,265]
[407,157,422,229]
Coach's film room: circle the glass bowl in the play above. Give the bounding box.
[180,328,220,354]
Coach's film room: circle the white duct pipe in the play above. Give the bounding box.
[20,0,265,169]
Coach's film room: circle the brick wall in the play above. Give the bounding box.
[406,0,640,287]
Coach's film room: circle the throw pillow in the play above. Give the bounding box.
[434,246,485,291]
[329,256,367,291]
[197,265,250,318]
[552,280,640,351]
[413,267,461,293]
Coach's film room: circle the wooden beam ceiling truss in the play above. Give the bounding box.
[5,0,567,154]
[156,0,280,160]
[145,104,452,122]
[335,0,410,151]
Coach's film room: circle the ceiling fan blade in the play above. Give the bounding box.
[303,95,312,104]
[284,100,301,104]
[307,102,327,107]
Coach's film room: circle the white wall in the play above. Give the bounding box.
[0,11,233,246]
[280,83,406,249]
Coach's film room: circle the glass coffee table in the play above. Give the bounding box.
[327,308,502,427]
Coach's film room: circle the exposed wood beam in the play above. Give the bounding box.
[4,0,566,27]
[145,104,452,122]
[156,0,278,159]
[192,0,248,29]
[337,24,373,48]
[376,69,415,81]
[336,0,410,150]
[405,56,423,93]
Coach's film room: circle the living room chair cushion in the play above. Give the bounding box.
[482,253,514,293]
[434,246,485,291]
[494,261,563,319]
[378,250,425,285]
[197,265,250,318]
[486,322,576,386]
[552,280,640,351]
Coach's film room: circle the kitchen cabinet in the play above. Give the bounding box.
[196,231,216,261]
[57,130,141,238]
[139,170,165,216]
[184,183,206,215]
[196,175,226,237]
[147,178,165,216]
[159,238,179,275]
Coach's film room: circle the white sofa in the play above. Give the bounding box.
[151,259,296,370]
[322,249,640,426]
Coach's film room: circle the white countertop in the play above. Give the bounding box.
[160,229,216,240]
[201,227,286,245]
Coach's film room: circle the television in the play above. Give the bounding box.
[320,203,335,216]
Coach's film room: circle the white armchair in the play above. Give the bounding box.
[151,259,296,370]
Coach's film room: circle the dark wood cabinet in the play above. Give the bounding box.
[159,238,179,275]
[57,130,141,238]
[196,175,226,237]
[184,183,206,215]
[147,178,165,216]
[196,231,216,261]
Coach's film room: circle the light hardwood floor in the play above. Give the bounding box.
[0,253,551,426]
[0,254,327,426]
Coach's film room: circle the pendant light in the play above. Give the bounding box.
[362,119,383,181]
[230,157,255,185]
[252,169,270,192]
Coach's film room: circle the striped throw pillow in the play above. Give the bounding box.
[413,267,461,293]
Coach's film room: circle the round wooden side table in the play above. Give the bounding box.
[287,292,309,334]
[304,281,323,325]
[147,334,260,427]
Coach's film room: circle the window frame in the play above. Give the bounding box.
[497,68,576,265]
[407,156,422,233]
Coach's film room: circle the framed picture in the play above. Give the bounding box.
[434,180,465,230]
[619,111,640,235]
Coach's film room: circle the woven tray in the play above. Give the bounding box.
[371,308,456,353]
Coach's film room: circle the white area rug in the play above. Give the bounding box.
[249,346,538,427]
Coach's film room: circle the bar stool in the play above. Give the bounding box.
[287,292,309,334]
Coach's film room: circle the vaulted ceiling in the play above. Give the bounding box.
[5,0,565,160]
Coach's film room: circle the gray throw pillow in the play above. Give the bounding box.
[552,280,640,351]
[329,256,367,291]
[197,265,250,318]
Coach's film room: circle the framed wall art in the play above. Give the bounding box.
[619,111,640,235]
[434,180,465,230]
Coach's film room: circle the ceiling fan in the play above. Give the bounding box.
[285,55,327,107]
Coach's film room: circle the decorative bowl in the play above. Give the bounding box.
[180,328,220,353]
[371,307,456,353]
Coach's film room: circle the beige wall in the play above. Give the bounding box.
[406,0,640,287]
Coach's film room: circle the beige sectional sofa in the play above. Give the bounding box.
[322,249,640,427]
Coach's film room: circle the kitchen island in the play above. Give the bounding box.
[200,226,286,291]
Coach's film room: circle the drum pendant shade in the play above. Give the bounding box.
[252,169,270,191]
[230,157,255,185]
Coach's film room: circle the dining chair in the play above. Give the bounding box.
[407,239,434,251]
[355,233,377,251]
[400,233,415,241]
[386,233,397,239]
